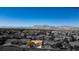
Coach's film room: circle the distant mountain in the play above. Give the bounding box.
[30,25,79,30]
[0,25,79,30]
[30,25,55,29]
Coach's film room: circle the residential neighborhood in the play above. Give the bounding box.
[0,26,79,51]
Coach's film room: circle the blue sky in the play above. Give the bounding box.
[0,7,79,27]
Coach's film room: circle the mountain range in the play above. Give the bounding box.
[0,25,79,30]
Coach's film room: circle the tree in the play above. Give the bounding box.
[0,37,7,45]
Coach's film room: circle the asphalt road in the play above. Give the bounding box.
[0,46,69,51]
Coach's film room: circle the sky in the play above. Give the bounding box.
[0,7,79,27]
